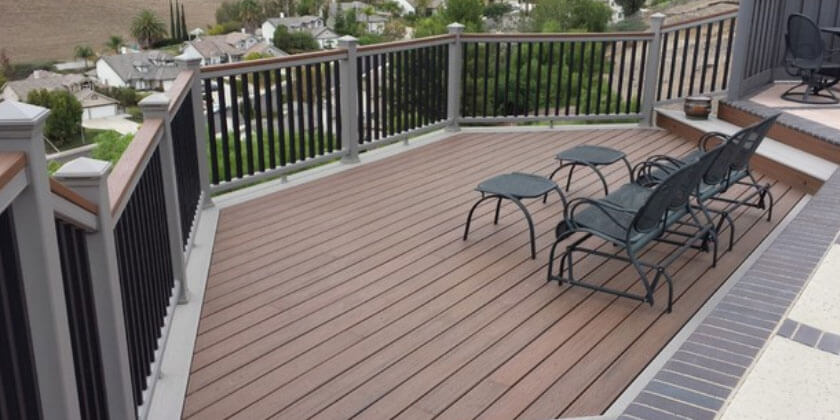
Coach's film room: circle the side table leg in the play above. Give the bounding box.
[507,196,536,259]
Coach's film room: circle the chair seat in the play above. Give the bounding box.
[476,172,557,199]
[555,145,627,165]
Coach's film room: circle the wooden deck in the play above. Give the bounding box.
[183,128,804,420]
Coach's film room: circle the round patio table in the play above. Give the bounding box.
[547,145,633,197]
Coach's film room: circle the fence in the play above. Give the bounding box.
[0,11,742,420]
[0,55,208,420]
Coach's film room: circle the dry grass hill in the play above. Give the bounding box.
[0,0,225,62]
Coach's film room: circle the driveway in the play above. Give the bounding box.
[83,114,140,135]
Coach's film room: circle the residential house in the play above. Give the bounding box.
[96,51,180,91]
[335,1,390,34]
[183,32,286,66]
[262,15,340,49]
[1,70,119,120]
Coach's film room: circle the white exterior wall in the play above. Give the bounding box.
[2,85,20,102]
[83,104,119,120]
[262,22,278,43]
[95,60,128,88]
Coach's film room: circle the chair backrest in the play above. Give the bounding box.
[728,114,780,172]
[632,147,723,234]
[786,13,825,61]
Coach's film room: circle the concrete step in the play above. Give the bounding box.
[656,108,837,194]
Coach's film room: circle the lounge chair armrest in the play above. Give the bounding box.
[698,131,730,151]
[632,158,680,185]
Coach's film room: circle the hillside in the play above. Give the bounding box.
[0,0,226,63]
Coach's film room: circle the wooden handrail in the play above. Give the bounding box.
[0,152,26,192]
[357,34,455,53]
[50,178,98,215]
[461,31,654,40]
[200,49,347,74]
[662,9,738,30]
[108,118,163,217]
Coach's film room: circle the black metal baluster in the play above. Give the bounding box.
[285,67,297,162]
[711,20,724,92]
[515,42,522,115]
[204,79,219,184]
[419,47,427,126]
[606,42,616,113]
[525,42,533,115]
[689,25,701,95]
[472,43,479,117]
[668,30,679,100]
[295,66,306,157]
[657,32,669,101]
[325,62,335,152]
[262,71,275,169]
[576,42,585,115]
[274,69,287,166]
[371,54,380,139]
[315,63,325,155]
[493,42,501,116]
[333,61,342,150]
[534,42,543,116]
[400,50,407,132]
[305,64,316,157]
[678,28,690,97]
[382,53,389,136]
[461,43,467,116]
[616,41,626,114]
[389,51,396,133]
[555,42,565,116]
[565,42,574,116]
[483,43,490,117]
[228,75,242,178]
[585,41,595,115]
[626,41,637,114]
[722,18,735,89]
[700,23,713,93]
[544,42,553,116]
[357,56,364,141]
[504,42,511,116]
[636,41,647,113]
[596,41,606,115]
[241,73,254,175]
[253,72,265,172]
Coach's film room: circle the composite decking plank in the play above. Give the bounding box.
[190,131,676,380]
[183,129,802,420]
[473,179,790,420]
[186,131,683,418]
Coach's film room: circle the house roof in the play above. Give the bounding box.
[99,51,181,83]
[75,89,119,107]
[4,70,89,101]
[309,26,339,40]
[188,33,254,59]
[266,15,322,28]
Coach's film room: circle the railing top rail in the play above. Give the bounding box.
[461,32,655,42]
[108,118,163,217]
[200,49,348,79]
[0,151,26,191]
[50,178,98,215]
[357,34,455,55]
[167,70,196,116]
[662,9,738,31]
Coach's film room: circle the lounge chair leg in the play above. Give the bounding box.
[628,249,654,307]
[494,197,502,225]
[661,269,674,313]
[564,247,574,284]
[544,164,565,203]
[717,210,735,251]
[565,164,576,192]
[548,240,561,282]
[764,184,774,222]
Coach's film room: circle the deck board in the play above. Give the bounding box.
[184,128,803,419]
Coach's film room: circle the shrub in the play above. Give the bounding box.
[26,89,82,147]
[273,26,319,53]
[90,130,134,165]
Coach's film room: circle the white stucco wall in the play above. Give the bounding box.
[83,104,119,120]
[262,22,278,43]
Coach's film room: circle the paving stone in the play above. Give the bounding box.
[665,360,740,387]
[703,316,773,340]
[792,323,822,347]
[816,332,840,355]
[636,391,716,420]
[623,403,685,420]
[776,319,798,338]
[680,341,754,367]
[655,370,732,399]
[672,351,746,377]
[645,380,725,411]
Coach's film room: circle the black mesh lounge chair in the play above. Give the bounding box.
[547,147,724,313]
[783,13,840,104]
[635,114,780,251]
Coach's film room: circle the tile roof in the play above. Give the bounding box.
[99,51,181,83]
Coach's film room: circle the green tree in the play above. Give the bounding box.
[272,25,319,53]
[244,51,271,60]
[531,0,612,33]
[26,90,83,147]
[180,3,189,40]
[239,0,264,32]
[216,1,242,24]
[414,14,449,37]
[105,35,124,54]
[131,10,168,49]
[442,0,484,28]
[334,9,363,37]
[73,45,95,67]
[91,131,134,165]
[383,20,407,40]
[170,0,177,39]
[483,3,512,23]
[208,21,242,35]
[615,0,646,17]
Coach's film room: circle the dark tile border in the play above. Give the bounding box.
[618,170,840,420]
[720,99,840,147]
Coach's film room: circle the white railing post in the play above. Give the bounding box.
[447,23,465,132]
[338,35,360,163]
[139,94,189,304]
[0,101,81,419]
[53,157,135,420]
[176,55,213,208]
[640,13,666,127]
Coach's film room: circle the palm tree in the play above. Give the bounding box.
[239,0,263,33]
[105,35,123,54]
[74,45,95,67]
[131,9,167,49]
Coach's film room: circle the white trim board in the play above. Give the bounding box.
[657,108,838,182]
